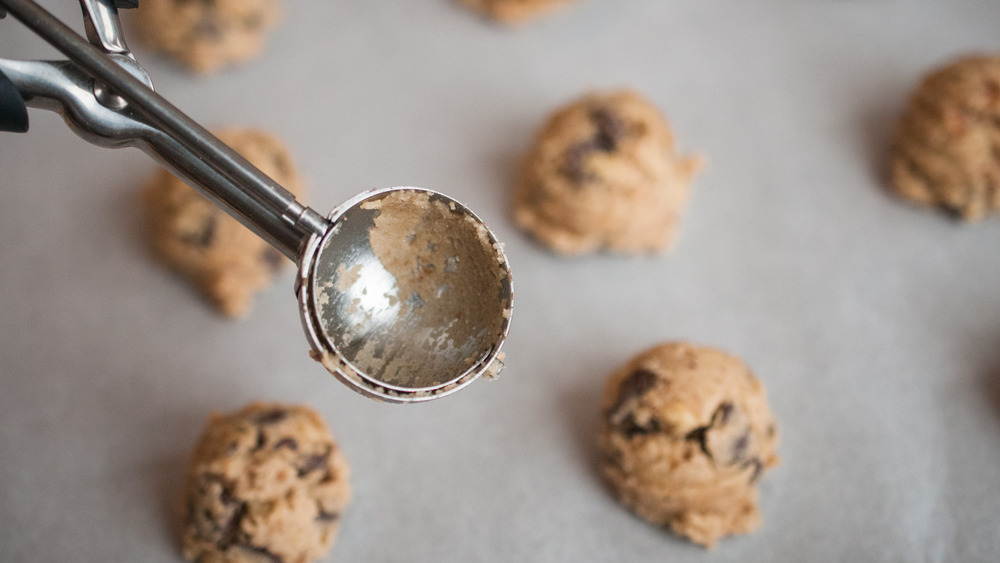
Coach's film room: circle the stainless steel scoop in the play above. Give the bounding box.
[0,0,513,402]
[300,188,512,401]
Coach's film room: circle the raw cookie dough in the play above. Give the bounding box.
[457,0,571,23]
[182,402,351,563]
[890,55,1000,221]
[136,0,281,74]
[597,343,779,548]
[145,128,305,317]
[513,90,702,255]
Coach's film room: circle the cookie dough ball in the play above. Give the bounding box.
[891,55,1000,221]
[513,90,702,255]
[136,0,281,74]
[597,343,779,548]
[145,128,305,317]
[182,402,351,563]
[457,0,571,23]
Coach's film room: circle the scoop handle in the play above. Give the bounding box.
[0,68,28,132]
[1,0,331,259]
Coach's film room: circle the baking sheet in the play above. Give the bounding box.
[2,1,1000,561]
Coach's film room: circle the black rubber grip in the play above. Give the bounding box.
[0,68,29,133]
[114,0,138,8]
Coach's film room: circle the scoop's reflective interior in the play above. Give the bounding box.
[309,188,512,395]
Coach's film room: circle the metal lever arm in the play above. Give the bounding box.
[0,0,17,132]
[80,0,130,54]
[0,0,330,259]
[78,0,151,110]
[0,57,309,256]
[0,67,28,132]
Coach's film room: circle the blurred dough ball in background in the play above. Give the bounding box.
[136,0,282,74]
[144,128,305,317]
[513,90,703,255]
[890,55,1000,221]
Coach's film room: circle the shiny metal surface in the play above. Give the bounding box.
[0,0,327,259]
[0,0,515,402]
[0,56,310,256]
[79,0,151,110]
[80,0,128,54]
[298,188,513,403]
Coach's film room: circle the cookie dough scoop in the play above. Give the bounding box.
[0,0,513,403]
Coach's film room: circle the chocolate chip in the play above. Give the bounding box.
[254,409,288,425]
[621,414,662,437]
[238,544,284,563]
[316,509,340,522]
[218,486,236,506]
[685,425,712,459]
[618,369,659,403]
[192,19,222,41]
[608,369,662,435]
[274,437,298,451]
[987,80,1000,101]
[562,140,597,184]
[730,430,751,462]
[270,153,293,179]
[201,473,236,505]
[941,201,968,219]
[559,106,630,184]
[180,214,217,248]
[744,457,764,484]
[254,431,266,451]
[713,402,735,426]
[297,449,331,477]
[261,248,285,272]
[215,503,247,550]
[589,107,627,152]
[693,403,755,466]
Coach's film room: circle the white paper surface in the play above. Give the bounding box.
[2,1,1000,561]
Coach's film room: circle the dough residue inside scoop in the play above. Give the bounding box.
[318,190,510,390]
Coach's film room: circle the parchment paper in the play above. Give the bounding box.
[2,1,999,561]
